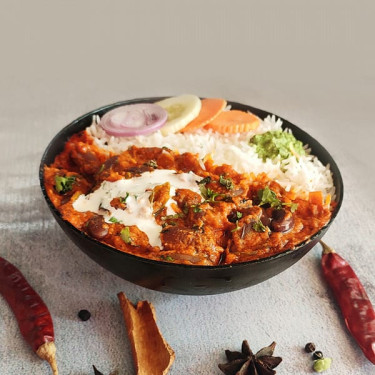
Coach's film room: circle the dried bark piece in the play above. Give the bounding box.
[117,292,175,375]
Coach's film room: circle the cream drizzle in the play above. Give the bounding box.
[73,169,203,247]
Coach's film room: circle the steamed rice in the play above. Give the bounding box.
[87,114,335,199]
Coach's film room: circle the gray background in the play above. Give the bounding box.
[1,1,374,374]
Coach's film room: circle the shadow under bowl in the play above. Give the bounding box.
[39,98,344,295]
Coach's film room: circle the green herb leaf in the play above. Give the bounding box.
[196,176,211,185]
[119,192,130,203]
[257,186,298,212]
[236,211,243,219]
[109,217,120,223]
[199,184,208,198]
[144,159,158,168]
[55,175,76,194]
[257,186,282,208]
[231,221,241,232]
[162,213,184,221]
[201,187,222,202]
[120,227,132,244]
[219,175,234,190]
[160,255,174,262]
[252,220,266,232]
[192,204,202,213]
[284,202,298,213]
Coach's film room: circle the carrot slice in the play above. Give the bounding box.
[117,292,175,375]
[325,194,331,207]
[309,191,324,206]
[205,110,260,134]
[180,98,227,133]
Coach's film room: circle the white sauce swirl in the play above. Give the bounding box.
[73,170,202,247]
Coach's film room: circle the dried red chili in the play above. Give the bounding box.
[0,256,58,374]
[320,241,375,364]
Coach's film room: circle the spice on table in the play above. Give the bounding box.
[0,256,58,375]
[93,365,105,375]
[313,357,332,373]
[320,240,375,365]
[218,340,282,375]
[304,342,316,353]
[312,351,324,360]
[92,365,118,375]
[117,292,175,375]
[78,309,91,321]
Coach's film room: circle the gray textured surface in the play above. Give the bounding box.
[1,1,375,374]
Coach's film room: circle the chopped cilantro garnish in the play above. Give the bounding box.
[192,204,202,213]
[119,192,130,203]
[120,227,132,244]
[200,186,222,202]
[160,255,174,262]
[252,220,266,232]
[196,176,211,185]
[219,175,234,190]
[231,221,241,232]
[236,211,243,219]
[285,202,298,213]
[55,175,76,194]
[161,213,184,221]
[197,176,227,202]
[144,160,158,168]
[257,186,298,212]
[109,217,120,223]
[257,186,281,208]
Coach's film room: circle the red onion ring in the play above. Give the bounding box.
[100,103,168,137]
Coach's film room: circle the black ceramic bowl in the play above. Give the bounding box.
[39,97,343,295]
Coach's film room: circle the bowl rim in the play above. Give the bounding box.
[39,97,344,270]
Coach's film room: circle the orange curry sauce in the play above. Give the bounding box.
[44,130,333,265]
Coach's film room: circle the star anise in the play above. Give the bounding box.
[92,365,118,375]
[218,340,282,375]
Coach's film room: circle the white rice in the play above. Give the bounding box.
[87,114,335,199]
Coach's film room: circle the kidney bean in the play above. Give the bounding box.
[125,165,153,175]
[86,215,109,239]
[272,208,286,221]
[270,209,294,233]
[0,257,58,374]
[321,241,375,364]
[260,208,271,227]
[103,155,118,169]
[100,155,119,174]
[71,146,102,175]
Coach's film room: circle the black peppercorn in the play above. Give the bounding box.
[78,309,91,321]
[313,350,324,360]
[304,342,316,353]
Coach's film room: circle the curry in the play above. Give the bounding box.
[43,130,333,265]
